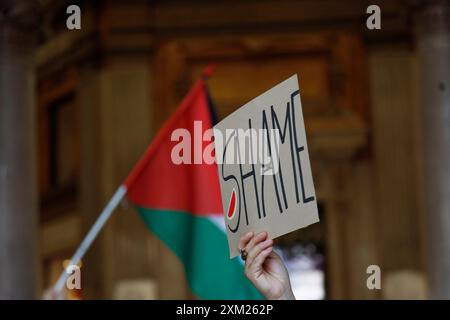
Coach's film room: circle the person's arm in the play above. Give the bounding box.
[238,231,296,300]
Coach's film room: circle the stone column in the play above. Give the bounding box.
[75,1,156,298]
[415,0,450,299]
[0,1,41,299]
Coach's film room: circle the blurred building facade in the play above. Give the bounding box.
[0,0,449,299]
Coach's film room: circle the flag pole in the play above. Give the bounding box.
[53,185,127,293]
[52,65,217,295]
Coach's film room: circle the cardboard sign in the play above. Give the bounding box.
[213,75,319,258]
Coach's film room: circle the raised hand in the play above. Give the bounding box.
[239,232,295,300]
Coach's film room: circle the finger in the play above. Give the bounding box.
[246,238,273,268]
[248,246,273,274]
[244,232,268,256]
[267,250,281,261]
[238,232,254,251]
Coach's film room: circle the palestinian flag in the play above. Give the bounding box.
[122,72,263,299]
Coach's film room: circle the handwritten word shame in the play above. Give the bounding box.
[219,90,315,234]
[214,75,319,258]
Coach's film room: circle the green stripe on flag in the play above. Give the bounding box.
[136,207,263,300]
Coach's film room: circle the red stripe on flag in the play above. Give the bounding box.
[124,78,223,216]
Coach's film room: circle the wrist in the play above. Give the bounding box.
[276,287,296,300]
